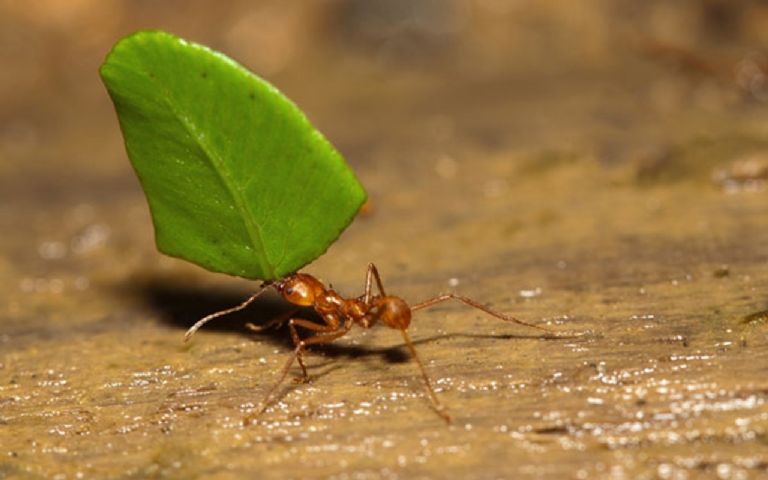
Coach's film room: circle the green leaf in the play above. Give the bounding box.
[100,30,366,280]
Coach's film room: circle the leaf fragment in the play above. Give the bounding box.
[100,30,366,280]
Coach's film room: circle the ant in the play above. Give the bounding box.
[184,263,553,423]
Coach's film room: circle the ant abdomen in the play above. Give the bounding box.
[373,295,412,330]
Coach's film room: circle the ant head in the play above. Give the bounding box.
[277,274,324,307]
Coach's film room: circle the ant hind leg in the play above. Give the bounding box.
[411,293,552,333]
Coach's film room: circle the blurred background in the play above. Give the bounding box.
[4,0,768,197]
[3,0,768,283]
[2,2,768,478]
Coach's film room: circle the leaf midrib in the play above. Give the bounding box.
[150,74,275,278]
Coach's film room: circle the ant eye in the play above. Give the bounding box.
[285,287,294,295]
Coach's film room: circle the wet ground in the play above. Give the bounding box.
[1,2,768,479]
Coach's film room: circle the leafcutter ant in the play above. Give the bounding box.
[184,263,553,423]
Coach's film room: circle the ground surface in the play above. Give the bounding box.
[1,2,767,479]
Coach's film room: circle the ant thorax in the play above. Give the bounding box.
[276,274,413,331]
[277,274,368,329]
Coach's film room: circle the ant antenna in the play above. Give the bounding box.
[184,283,271,342]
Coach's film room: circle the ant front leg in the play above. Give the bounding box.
[288,318,342,381]
[248,324,352,424]
[411,293,552,333]
[245,307,300,333]
[363,262,387,303]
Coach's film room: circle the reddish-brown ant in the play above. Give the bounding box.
[184,263,553,423]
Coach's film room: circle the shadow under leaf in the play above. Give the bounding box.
[119,274,577,366]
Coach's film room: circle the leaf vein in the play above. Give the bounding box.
[149,74,275,278]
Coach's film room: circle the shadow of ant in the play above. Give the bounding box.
[123,276,574,366]
[298,331,571,370]
[247,329,578,420]
[129,279,283,333]
[123,274,588,423]
[123,276,406,360]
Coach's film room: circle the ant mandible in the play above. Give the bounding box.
[184,263,552,423]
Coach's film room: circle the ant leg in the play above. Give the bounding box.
[245,348,298,424]
[246,326,352,424]
[363,262,387,303]
[184,283,272,342]
[245,308,299,333]
[289,324,353,385]
[400,329,452,424]
[411,293,551,332]
[288,318,339,380]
